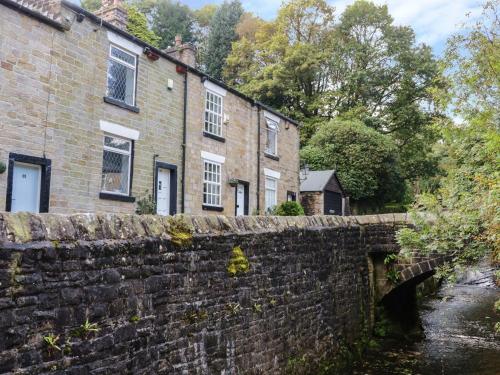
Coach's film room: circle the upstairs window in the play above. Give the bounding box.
[203,160,222,207]
[106,45,137,106]
[101,135,132,196]
[265,118,278,156]
[204,90,223,137]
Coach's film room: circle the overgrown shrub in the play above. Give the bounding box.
[136,191,155,215]
[273,201,305,216]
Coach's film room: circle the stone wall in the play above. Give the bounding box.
[0,212,408,374]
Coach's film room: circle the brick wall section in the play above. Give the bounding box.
[0,212,409,374]
[0,4,184,214]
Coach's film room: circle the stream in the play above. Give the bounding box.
[352,264,500,375]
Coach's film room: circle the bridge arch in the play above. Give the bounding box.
[371,253,452,303]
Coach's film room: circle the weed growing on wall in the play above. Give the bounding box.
[167,216,193,247]
[227,246,250,277]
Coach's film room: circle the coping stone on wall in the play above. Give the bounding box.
[0,212,410,244]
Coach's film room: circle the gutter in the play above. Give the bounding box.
[61,0,300,128]
[1,0,68,31]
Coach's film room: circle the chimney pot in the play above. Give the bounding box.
[164,36,197,68]
[175,35,182,47]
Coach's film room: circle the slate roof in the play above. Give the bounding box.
[300,170,337,192]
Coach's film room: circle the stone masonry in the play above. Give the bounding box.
[184,77,300,215]
[0,0,301,216]
[0,2,184,214]
[0,212,411,374]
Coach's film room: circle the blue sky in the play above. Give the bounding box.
[71,0,483,56]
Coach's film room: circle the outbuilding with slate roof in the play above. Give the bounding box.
[300,170,350,216]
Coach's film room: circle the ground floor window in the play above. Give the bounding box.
[203,160,222,207]
[265,177,277,212]
[101,135,132,195]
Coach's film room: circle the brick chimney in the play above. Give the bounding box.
[95,0,128,31]
[164,35,197,67]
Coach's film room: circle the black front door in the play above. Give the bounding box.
[324,190,342,215]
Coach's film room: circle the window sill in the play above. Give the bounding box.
[202,205,224,212]
[264,152,280,161]
[203,131,226,143]
[99,192,136,203]
[103,97,140,113]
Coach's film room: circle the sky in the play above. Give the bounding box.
[71,0,484,56]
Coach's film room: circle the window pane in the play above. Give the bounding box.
[266,119,278,130]
[203,161,221,206]
[107,59,135,106]
[101,150,129,194]
[104,136,130,152]
[204,90,223,136]
[111,46,135,66]
[266,128,277,154]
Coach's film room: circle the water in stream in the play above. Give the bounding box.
[353,264,500,375]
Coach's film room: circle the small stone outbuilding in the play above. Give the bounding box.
[300,170,350,216]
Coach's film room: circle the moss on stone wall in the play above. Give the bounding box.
[227,246,250,277]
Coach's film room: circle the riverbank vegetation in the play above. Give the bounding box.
[396,0,499,275]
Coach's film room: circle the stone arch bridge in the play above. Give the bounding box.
[356,214,453,302]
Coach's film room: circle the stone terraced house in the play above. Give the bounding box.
[0,0,300,216]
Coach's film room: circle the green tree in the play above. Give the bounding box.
[225,0,442,189]
[151,0,195,49]
[81,0,101,12]
[192,4,218,69]
[397,1,499,272]
[300,118,406,205]
[224,0,335,120]
[205,0,244,79]
[126,5,160,46]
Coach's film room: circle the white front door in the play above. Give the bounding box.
[156,168,170,216]
[11,162,41,213]
[236,183,245,216]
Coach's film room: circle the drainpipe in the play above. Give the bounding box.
[181,71,188,213]
[152,153,159,208]
[256,106,261,213]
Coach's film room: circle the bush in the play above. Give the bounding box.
[273,201,305,216]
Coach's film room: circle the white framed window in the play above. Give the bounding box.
[203,160,222,207]
[204,90,223,137]
[265,118,278,156]
[106,45,137,106]
[265,177,277,212]
[101,135,132,196]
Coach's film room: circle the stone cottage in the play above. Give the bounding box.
[0,0,300,215]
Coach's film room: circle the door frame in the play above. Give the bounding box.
[154,162,177,215]
[233,179,249,216]
[6,153,51,213]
